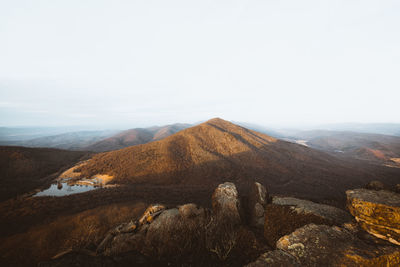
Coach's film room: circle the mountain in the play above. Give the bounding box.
[291,130,400,167]
[78,118,400,202]
[3,130,118,150]
[85,123,191,152]
[0,146,89,201]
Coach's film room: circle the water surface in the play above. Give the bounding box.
[35,182,97,197]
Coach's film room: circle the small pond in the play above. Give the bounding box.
[34,182,98,197]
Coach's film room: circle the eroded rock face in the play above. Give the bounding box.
[211,182,241,224]
[347,189,400,245]
[248,182,268,228]
[276,224,400,266]
[264,197,352,247]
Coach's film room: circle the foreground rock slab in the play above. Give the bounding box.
[347,189,400,245]
[272,197,352,224]
[264,197,352,247]
[276,224,400,266]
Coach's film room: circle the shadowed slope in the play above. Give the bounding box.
[0,146,89,201]
[79,118,400,201]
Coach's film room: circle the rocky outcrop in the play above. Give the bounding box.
[275,224,400,266]
[264,197,352,247]
[40,182,400,267]
[248,182,268,228]
[211,182,241,224]
[272,197,352,224]
[347,188,400,245]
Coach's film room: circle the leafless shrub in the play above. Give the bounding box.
[144,215,208,262]
[205,214,239,261]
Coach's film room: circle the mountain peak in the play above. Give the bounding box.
[205,117,228,124]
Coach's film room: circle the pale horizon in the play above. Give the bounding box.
[1,1,399,127]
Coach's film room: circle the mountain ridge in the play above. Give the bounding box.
[78,118,400,201]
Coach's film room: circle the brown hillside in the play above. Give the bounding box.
[297,131,400,166]
[85,123,190,152]
[79,118,400,201]
[0,146,89,201]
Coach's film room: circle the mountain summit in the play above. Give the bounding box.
[78,118,399,201]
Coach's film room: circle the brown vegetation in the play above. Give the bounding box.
[0,202,147,266]
[78,118,400,202]
[0,146,89,201]
[263,204,332,248]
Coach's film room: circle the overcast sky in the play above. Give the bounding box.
[1,0,399,128]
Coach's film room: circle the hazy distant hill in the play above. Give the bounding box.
[14,130,118,150]
[292,130,400,167]
[0,146,89,201]
[298,123,400,137]
[0,127,76,141]
[85,123,191,152]
[78,118,400,201]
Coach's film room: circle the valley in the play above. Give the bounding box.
[0,118,399,266]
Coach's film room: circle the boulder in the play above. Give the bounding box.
[97,204,166,254]
[145,208,180,235]
[178,203,206,219]
[244,250,300,267]
[248,182,268,228]
[276,224,400,266]
[211,182,241,224]
[264,197,352,247]
[272,197,352,224]
[346,188,400,245]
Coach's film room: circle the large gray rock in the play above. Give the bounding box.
[211,182,241,224]
[276,224,400,266]
[248,182,268,228]
[272,197,352,225]
[178,203,206,219]
[97,204,166,255]
[347,188,400,245]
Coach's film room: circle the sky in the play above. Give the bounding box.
[1,0,399,128]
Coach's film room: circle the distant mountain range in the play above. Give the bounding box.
[85,123,191,152]
[288,130,400,167]
[77,118,400,202]
[0,124,190,152]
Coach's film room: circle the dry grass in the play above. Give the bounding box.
[0,146,89,201]
[0,202,147,266]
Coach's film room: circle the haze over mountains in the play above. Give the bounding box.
[0,124,190,152]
